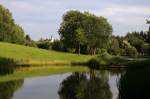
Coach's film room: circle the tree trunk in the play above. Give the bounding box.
[91,48,93,56]
[90,47,96,56]
[78,44,80,55]
[93,48,96,55]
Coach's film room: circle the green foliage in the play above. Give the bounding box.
[108,29,150,56]
[51,40,66,52]
[0,5,25,44]
[108,37,120,55]
[75,28,86,54]
[59,10,112,55]
[84,13,112,55]
[36,38,52,50]
[108,36,139,56]
[97,49,107,55]
[88,53,113,69]
[59,10,85,50]
[88,53,130,69]
[125,45,138,57]
[75,28,86,45]
[125,32,144,53]
[109,57,129,65]
[25,35,37,47]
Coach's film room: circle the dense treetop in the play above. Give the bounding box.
[59,10,112,55]
[0,5,25,44]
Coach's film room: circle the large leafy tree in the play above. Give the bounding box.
[0,5,25,44]
[108,36,120,55]
[59,10,112,55]
[83,12,112,55]
[75,28,86,55]
[59,10,85,53]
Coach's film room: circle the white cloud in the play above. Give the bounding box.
[0,0,149,40]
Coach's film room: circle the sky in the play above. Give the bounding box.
[0,0,150,40]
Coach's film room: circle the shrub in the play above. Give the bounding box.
[125,46,138,57]
[36,41,52,50]
[52,40,66,51]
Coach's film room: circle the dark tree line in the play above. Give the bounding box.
[109,30,150,56]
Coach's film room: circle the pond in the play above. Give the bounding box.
[0,67,150,99]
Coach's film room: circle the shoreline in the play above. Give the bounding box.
[0,66,89,83]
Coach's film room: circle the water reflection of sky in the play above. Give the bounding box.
[109,74,119,99]
[13,73,71,99]
[12,72,119,99]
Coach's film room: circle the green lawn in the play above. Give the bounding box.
[0,42,92,65]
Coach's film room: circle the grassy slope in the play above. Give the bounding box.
[0,42,92,65]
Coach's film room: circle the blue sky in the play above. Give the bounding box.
[0,0,150,40]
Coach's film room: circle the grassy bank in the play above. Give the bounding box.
[88,53,129,69]
[88,53,150,69]
[0,66,88,82]
[0,42,92,65]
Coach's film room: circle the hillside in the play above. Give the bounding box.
[0,42,92,65]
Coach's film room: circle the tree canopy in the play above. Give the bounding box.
[0,5,25,44]
[59,10,112,55]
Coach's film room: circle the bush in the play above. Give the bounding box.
[98,49,107,55]
[36,41,52,50]
[88,53,112,69]
[52,40,66,51]
[125,46,138,57]
[25,41,37,47]
[98,52,112,60]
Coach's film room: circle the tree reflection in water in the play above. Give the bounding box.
[118,67,150,99]
[58,70,112,99]
[0,79,24,99]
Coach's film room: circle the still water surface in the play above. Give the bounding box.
[1,67,150,99]
[0,70,121,99]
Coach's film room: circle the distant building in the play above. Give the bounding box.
[50,36,54,42]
